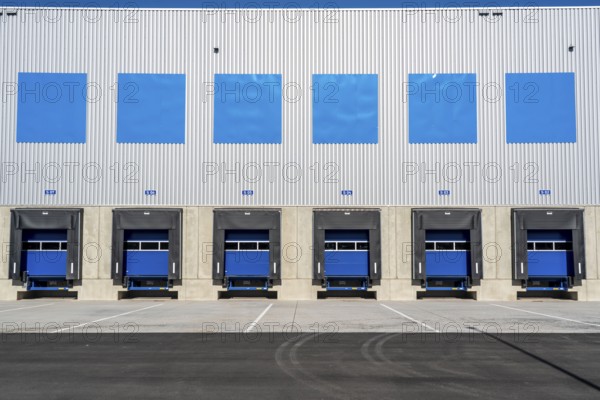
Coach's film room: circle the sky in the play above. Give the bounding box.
[2,1,600,8]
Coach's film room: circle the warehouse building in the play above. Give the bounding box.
[0,4,599,300]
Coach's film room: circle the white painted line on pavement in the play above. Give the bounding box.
[52,303,165,333]
[380,303,440,333]
[244,303,273,333]
[0,303,54,314]
[491,304,600,328]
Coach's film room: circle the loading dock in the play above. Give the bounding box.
[111,209,182,299]
[213,209,281,299]
[512,209,584,299]
[313,210,381,299]
[412,209,483,299]
[9,209,83,299]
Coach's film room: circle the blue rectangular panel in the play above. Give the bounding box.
[117,73,186,143]
[426,230,470,241]
[506,73,576,143]
[527,230,572,241]
[22,251,67,277]
[214,74,282,144]
[225,230,269,241]
[125,230,168,241]
[426,251,470,277]
[17,72,87,143]
[225,251,270,276]
[325,230,369,241]
[324,251,369,277]
[528,251,574,277]
[124,251,169,276]
[408,73,477,143]
[312,74,378,144]
[23,230,67,241]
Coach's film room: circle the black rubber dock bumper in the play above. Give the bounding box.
[317,291,377,299]
[417,290,477,300]
[218,291,278,300]
[17,290,78,300]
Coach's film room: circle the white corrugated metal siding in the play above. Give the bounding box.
[0,7,598,206]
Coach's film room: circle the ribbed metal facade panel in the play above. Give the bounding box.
[0,7,598,206]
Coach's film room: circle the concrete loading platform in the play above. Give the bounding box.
[2,206,600,301]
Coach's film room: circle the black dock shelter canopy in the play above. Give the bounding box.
[111,208,183,284]
[512,208,585,284]
[9,208,84,283]
[312,209,382,285]
[411,208,483,285]
[212,209,282,286]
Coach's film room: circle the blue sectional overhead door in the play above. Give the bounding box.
[324,230,370,277]
[224,230,270,277]
[21,229,68,277]
[123,230,169,277]
[425,230,471,277]
[527,230,574,278]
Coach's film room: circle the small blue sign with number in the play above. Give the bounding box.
[438,190,451,196]
[144,190,157,196]
[341,190,353,196]
[242,190,254,196]
[539,189,552,195]
[44,190,57,195]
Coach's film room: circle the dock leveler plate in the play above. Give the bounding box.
[412,209,483,292]
[313,210,381,293]
[9,209,83,294]
[512,209,585,292]
[212,209,281,292]
[111,209,182,293]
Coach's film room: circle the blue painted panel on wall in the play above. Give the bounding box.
[408,73,478,144]
[117,73,186,144]
[214,74,282,144]
[312,74,378,144]
[506,73,576,143]
[17,72,87,143]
